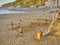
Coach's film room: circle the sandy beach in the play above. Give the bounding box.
[0,13,60,45]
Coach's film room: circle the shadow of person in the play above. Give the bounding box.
[44,30,58,37]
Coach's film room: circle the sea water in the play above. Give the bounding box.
[0,8,28,14]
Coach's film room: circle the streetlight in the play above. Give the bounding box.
[57,0,59,7]
[52,0,56,8]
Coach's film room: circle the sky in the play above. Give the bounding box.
[0,0,16,7]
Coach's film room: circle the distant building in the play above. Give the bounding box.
[45,0,60,8]
[58,0,60,6]
[16,5,21,8]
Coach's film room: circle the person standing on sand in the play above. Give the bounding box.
[11,22,14,29]
[19,19,23,33]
